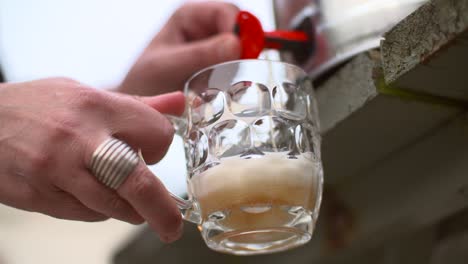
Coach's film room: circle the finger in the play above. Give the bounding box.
[56,170,144,224]
[93,93,175,165]
[157,33,240,83]
[118,91,185,116]
[0,134,106,223]
[0,172,40,213]
[116,163,183,243]
[38,191,109,222]
[132,33,239,96]
[157,1,240,43]
[140,91,185,116]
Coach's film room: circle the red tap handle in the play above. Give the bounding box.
[234,11,264,59]
[234,11,313,59]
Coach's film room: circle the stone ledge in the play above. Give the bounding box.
[381,0,468,101]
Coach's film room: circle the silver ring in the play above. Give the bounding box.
[89,137,140,189]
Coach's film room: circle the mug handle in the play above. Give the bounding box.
[141,114,201,225]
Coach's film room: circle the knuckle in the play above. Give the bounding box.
[49,115,80,142]
[72,87,106,110]
[28,151,53,172]
[128,167,154,198]
[107,194,126,212]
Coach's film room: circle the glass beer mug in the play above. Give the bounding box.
[167,59,323,255]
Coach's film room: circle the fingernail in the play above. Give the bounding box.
[161,223,184,243]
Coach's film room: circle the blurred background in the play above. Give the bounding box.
[0,0,274,263]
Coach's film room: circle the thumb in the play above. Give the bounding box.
[141,91,185,116]
[171,33,240,77]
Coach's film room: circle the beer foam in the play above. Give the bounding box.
[190,153,321,217]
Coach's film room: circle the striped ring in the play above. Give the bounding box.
[88,137,140,189]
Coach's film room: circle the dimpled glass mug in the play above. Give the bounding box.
[166,59,323,255]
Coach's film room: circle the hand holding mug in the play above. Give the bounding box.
[0,78,185,243]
